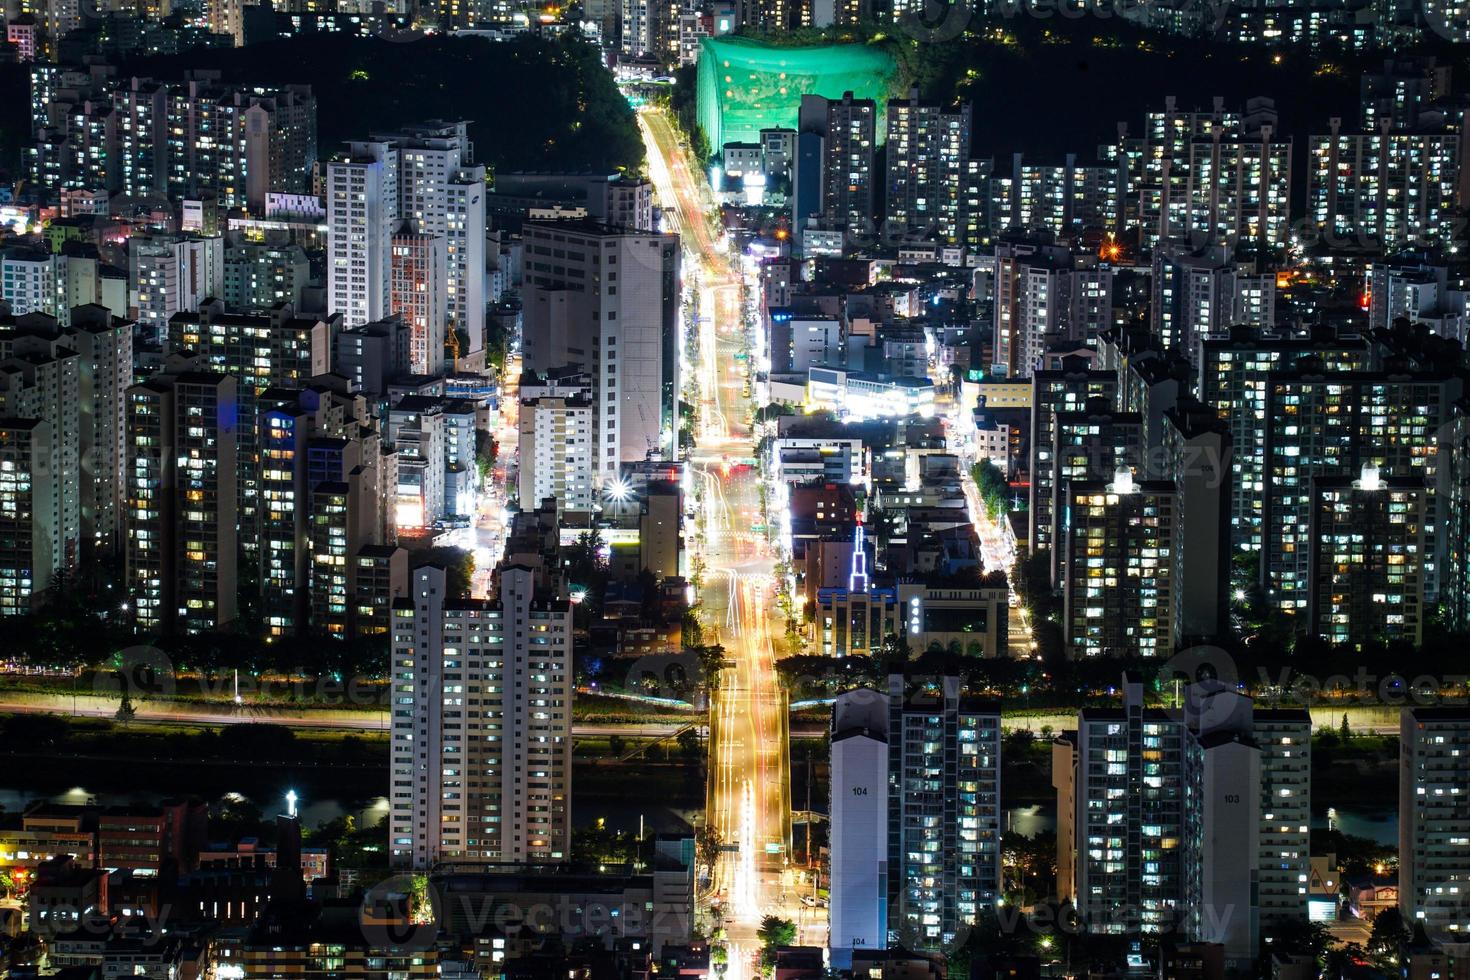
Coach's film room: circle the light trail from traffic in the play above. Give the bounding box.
[639,106,812,959]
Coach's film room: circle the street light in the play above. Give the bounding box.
[606,479,633,504]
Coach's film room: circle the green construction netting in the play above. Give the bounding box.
[696,36,898,150]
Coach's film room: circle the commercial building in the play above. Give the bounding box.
[390,564,573,868]
[385,396,446,528]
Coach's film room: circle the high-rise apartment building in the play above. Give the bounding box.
[1060,473,1178,659]
[518,369,594,515]
[387,122,486,360]
[1196,327,1370,552]
[390,564,573,869]
[520,221,680,486]
[168,300,336,538]
[1262,367,1459,624]
[989,153,1121,239]
[1252,706,1312,927]
[992,241,1113,379]
[1309,468,1428,647]
[390,227,447,376]
[223,239,310,313]
[1056,679,1301,968]
[258,382,388,640]
[823,93,876,236]
[124,367,239,635]
[0,336,82,585]
[829,689,888,970]
[328,140,398,328]
[883,91,971,245]
[130,236,225,347]
[827,677,1002,955]
[1445,399,1470,635]
[1029,359,1120,558]
[0,306,133,557]
[1151,242,1274,364]
[27,74,314,208]
[1049,404,1143,585]
[1104,97,1292,250]
[1161,399,1231,645]
[0,420,56,614]
[1308,119,1460,251]
[1401,707,1470,939]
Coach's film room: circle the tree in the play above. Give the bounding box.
[1368,907,1411,958]
[676,727,702,760]
[878,631,912,670]
[756,915,796,949]
[694,643,727,694]
[1340,712,1352,741]
[695,825,723,879]
[420,546,475,598]
[475,430,497,483]
[971,459,1010,520]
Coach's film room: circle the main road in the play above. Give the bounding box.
[639,108,808,973]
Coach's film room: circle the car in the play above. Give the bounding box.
[800,895,816,907]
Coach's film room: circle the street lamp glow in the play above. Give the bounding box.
[285,790,298,818]
[606,479,633,503]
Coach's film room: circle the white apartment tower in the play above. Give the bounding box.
[328,141,398,328]
[129,236,225,347]
[390,564,573,869]
[520,221,680,485]
[391,123,486,358]
[519,388,595,515]
[828,690,888,970]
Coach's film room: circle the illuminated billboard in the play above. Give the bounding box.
[696,36,898,150]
